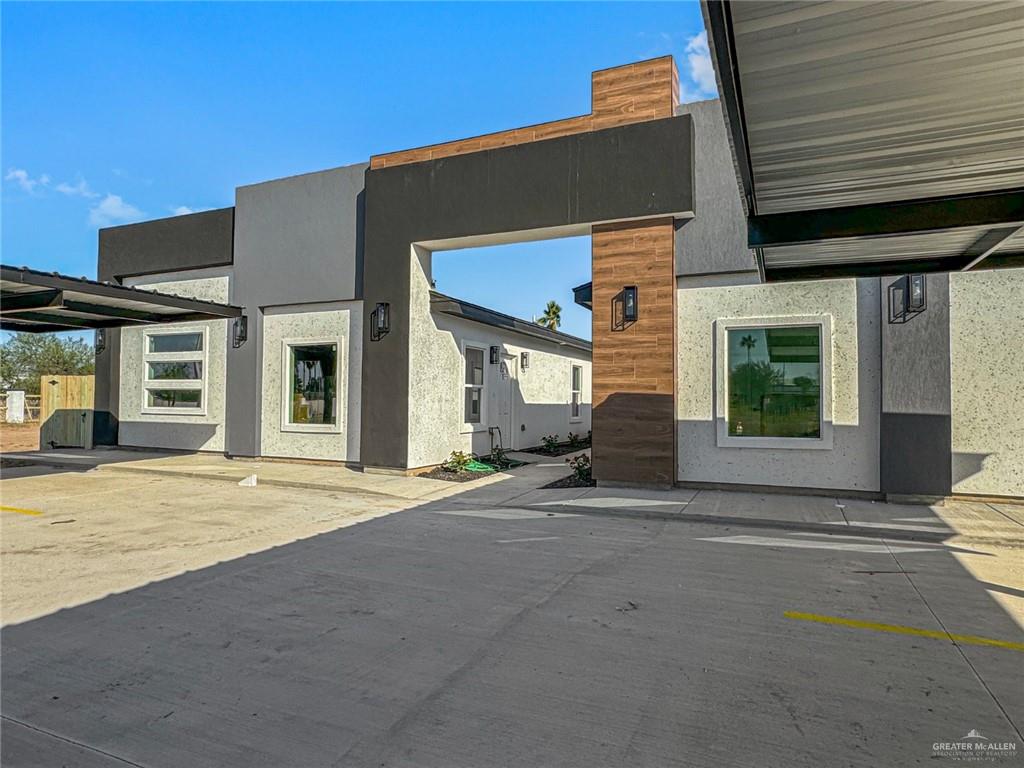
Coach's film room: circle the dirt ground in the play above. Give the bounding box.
[0,423,39,453]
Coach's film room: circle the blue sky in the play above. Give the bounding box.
[2,1,715,340]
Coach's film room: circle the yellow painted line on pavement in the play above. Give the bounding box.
[784,611,1024,652]
[0,505,43,516]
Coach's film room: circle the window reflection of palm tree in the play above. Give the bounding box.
[740,334,757,408]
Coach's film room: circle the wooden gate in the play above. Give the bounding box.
[39,375,95,450]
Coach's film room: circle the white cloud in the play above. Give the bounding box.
[169,205,209,216]
[88,194,144,228]
[685,31,717,97]
[55,179,98,198]
[5,168,50,193]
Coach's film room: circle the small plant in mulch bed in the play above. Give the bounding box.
[541,452,595,489]
[421,451,496,483]
[567,432,581,449]
[542,434,560,453]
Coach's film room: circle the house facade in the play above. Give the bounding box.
[93,57,1023,499]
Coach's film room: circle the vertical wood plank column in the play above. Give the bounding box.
[591,219,677,487]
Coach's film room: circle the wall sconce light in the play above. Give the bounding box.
[888,274,927,324]
[490,345,500,364]
[521,351,530,370]
[94,328,106,356]
[623,285,639,322]
[370,302,390,342]
[232,315,248,348]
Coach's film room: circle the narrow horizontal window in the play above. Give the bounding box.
[147,361,203,380]
[148,332,203,353]
[727,326,821,439]
[146,388,202,409]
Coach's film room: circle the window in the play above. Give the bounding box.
[727,325,821,438]
[464,346,484,425]
[284,342,339,430]
[570,364,583,421]
[142,329,206,413]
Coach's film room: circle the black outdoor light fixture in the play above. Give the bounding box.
[490,345,500,364]
[888,274,927,324]
[370,302,390,342]
[623,285,639,322]
[94,328,106,356]
[232,315,248,348]
[521,351,530,370]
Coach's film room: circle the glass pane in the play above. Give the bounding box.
[289,344,338,425]
[465,387,481,424]
[147,361,202,380]
[147,388,202,408]
[572,365,582,391]
[465,348,484,386]
[727,326,821,438]
[148,333,203,353]
[571,393,581,419]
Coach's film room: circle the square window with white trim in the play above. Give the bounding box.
[716,317,832,449]
[142,328,206,413]
[283,341,340,431]
[570,364,583,421]
[464,346,485,425]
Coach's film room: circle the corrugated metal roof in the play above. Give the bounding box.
[763,226,991,268]
[732,0,1024,214]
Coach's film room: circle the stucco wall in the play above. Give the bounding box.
[259,303,363,462]
[407,249,592,468]
[119,271,231,452]
[677,277,880,491]
[950,267,1024,497]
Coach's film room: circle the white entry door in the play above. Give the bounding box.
[496,355,517,450]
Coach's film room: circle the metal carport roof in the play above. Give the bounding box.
[702,0,1024,281]
[0,265,242,333]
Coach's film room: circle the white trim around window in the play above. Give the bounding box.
[280,336,344,434]
[570,363,583,423]
[141,326,208,415]
[714,315,833,450]
[460,339,489,433]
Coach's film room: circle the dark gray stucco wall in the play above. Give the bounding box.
[94,208,236,444]
[98,208,235,281]
[362,116,694,469]
[674,100,756,277]
[226,163,367,457]
[880,273,952,496]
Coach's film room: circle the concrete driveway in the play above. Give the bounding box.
[2,461,1022,766]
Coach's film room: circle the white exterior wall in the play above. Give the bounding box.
[259,302,363,462]
[676,277,880,491]
[407,247,592,468]
[119,271,230,452]
[950,267,1024,497]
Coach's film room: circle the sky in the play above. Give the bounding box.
[2,1,716,341]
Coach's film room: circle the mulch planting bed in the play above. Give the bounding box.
[420,467,495,483]
[541,473,596,489]
[519,442,591,458]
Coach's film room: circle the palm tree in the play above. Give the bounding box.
[538,300,562,330]
[740,334,757,407]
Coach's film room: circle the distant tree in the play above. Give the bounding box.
[537,300,562,330]
[0,333,94,393]
[793,375,817,396]
[730,361,782,407]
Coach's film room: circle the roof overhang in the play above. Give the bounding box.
[430,291,592,353]
[1,265,242,333]
[702,0,1024,281]
[572,281,593,310]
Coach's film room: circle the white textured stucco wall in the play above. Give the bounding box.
[677,277,880,491]
[407,248,592,468]
[119,272,230,451]
[259,303,362,462]
[950,268,1024,497]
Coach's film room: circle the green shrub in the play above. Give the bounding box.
[566,453,591,483]
[542,434,560,453]
[568,431,581,448]
[441,451,473,472]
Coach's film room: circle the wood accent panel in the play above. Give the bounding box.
[591,219,676,486]
[370,56,678,169]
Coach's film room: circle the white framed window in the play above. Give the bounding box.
[715,316,833,450]
[570,364,583,422]
[141,327,207,414]
[281,337,342,433]
[462,342,486,431]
